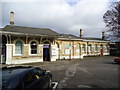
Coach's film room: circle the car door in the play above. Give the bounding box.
[31,68,48,88]
[22,71,35,88]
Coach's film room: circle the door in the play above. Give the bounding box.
[43,45,50,61]
[100,45,103,55]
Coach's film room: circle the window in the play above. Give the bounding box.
[30,41,37,54]
[88,44,92,52]
[94,44,98,52]
[15,41,23,54]
[105,45,108,51]
[32,68,44,80]
[82,44,86,52]
[76,49,80,53]
[64,49,70,55]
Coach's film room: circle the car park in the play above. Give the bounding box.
[2,66,52,89]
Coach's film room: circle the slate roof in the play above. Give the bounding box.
[59,34,80,39]
[2,25,59,37]
[59,34,109,42]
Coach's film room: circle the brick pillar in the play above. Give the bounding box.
[38,45,43,59]
[23,44,29,57]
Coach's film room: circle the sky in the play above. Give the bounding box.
[1,0,119,38]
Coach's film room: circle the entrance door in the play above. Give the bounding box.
[100,45,103,55]
[43,44,50,61]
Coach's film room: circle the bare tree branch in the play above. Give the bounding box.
[103,1,120,42]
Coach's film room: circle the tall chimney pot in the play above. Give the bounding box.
[102,31,105,40]
[80,29,83,38]
[10,11,14,25]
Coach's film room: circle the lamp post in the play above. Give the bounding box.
[69,37,71,60]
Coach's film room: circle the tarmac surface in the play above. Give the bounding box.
[1,56,119,89]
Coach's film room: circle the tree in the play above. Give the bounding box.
[103,1,120,42]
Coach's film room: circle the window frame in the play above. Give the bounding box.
[94,44,98,52]
[64,49,70,55]
[82,44,86,52]
[88,44,92,52]
[13,40,24,56]
[29,40,38,56]
[105,45,108,51]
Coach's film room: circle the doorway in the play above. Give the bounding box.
[43,41,51,61]
[100,45,103,55]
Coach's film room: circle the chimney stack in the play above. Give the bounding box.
[10,11,14,25]
[102,31,105,40]
[80,29,83,38]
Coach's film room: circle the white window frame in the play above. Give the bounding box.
[13,40,24,56]
[88,44,92,52]
[94,44,98,52]
[82,44,86,52]
[105,45,108,51]
[64,49,70,55]
[29,40,38,56]
[76,49,80,53]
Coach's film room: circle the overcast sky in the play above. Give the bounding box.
[1,0,119,38]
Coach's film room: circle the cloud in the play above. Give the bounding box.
[2,0,110,38]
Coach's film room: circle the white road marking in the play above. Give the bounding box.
[58,63,79,88]
[52,82,58,90]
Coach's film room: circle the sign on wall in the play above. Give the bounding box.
[43,45,50,48]
[66,45,70,47]
[52,48,56,55]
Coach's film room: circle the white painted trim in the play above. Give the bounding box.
[6,59,43,64]
[103,53,109,55]
[38,45,43,46]
[6,44,14,46]
[29,40,39,56]
[24,44,29,46]
[43,40,51,44]
[13,39,24,56]
[58,38,83,41]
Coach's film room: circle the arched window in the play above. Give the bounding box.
[15,41,23,54]
[30,41,37,54]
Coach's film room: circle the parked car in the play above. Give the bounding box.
[2,66,52,90]
[114,57,120,64]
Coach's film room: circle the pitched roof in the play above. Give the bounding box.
[59,34,80,39]
[2,25,59,37]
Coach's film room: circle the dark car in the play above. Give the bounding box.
[114,57,120,64]
[1,66,52,90]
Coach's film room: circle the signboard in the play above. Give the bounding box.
[66,45,70,47]
[52,48,56,55]
[43,45,49,48]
